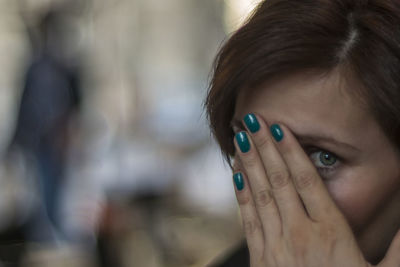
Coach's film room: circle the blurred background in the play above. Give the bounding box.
[0,0,261,266]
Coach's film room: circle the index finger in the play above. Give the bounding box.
[270,123,342,222]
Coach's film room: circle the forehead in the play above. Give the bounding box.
[234,70,373,142]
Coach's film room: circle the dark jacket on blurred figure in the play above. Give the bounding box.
[10,52,81,235]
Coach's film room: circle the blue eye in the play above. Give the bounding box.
[305,147,341,178]
[310,150,338,168]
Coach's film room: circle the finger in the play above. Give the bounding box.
[232,171,265,261]
[234,156,281,243]
[242,113,307,226]
[234,132,282,243]
[271,123,341,222]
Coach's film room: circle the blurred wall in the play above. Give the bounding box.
[0,0,262,266]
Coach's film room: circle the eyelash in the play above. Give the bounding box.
[305,147,341,177]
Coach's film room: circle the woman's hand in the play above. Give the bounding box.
[232,113,400,267]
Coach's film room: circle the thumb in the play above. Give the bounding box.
[378,229,400,267]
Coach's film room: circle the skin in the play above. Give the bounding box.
[232,69,400,265]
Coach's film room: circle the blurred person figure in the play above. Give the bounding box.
[8,8,82,243]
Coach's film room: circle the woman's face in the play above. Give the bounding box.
[233,70,400,263]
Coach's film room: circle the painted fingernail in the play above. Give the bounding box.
[233,172,244,191]
[244,113,260,133]
[236,131,250,153]
[270,124,284,142]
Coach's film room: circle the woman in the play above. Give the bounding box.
[206,0,400,266]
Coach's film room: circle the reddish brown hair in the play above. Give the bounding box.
[205,0,400,163]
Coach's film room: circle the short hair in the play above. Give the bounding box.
[205,0,400,163]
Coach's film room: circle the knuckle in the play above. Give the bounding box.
[255,188,273,207]
[242,150,259,169]
[288,228,309,252]
[319,224,339,255]
[320,223,338,242]
[268,169,290,189]
[237,194,252,206]
[294,171,316,190]
[243,219,261,236]
[255,134,272,151]
[269,245,282,264]
[287,224,305,240]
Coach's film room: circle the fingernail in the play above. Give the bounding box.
[270,124,284,142]
[236,131,250,153]
[244,113,260,133]
[233,172,244,191]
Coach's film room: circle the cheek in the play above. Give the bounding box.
[324,167,400,233]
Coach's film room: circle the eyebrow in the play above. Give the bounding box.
[295,134,361,152]
[230,118,361,152]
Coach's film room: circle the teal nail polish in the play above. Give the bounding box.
[270,124,284,142]
[236,131,250,153]
[244,113,260,133]
[233,172,244,191]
